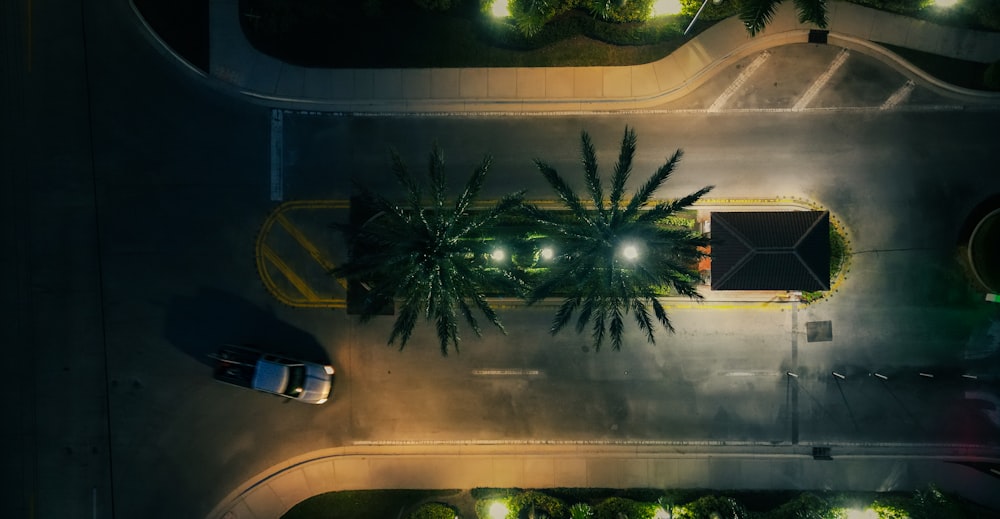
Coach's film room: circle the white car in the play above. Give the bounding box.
[212,345,334,404]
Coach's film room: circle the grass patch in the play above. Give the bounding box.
[281,489,461,519]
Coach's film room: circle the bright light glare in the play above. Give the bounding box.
[935,0,959,6]
[621,244,639,260]
[654,508,671,519]
[651,0,683,16]
[540,247,554,260]
[488,501,509,519]
[845,509,878,519]
[491,248,506,261]
[491,0,511,17]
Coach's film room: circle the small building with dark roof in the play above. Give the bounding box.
[710,211,830,291]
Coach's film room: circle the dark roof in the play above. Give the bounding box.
[711,211,830,291]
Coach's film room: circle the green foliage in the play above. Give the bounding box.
[333,145,526,356]
[527,127,713,351]
[510,490,570,518]
[845,0,933,14]
[593,497,659,519]
[869,498,910,519]
[675,495,748,519]
[408,502,460,519]
[414,0,456,10]
[679,0,739,20]
[510,0,576,36]
[584,0,655,23]
[569,502,595,519]
[761,493,843,519]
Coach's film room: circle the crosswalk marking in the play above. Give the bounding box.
[708,51,772,113]
[793,49,850,111]
[881,80,915,110]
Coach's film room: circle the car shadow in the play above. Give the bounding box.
[163,287,329,367]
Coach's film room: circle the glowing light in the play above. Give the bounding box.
[621,244,639,260]
[488,501,509,519]
[935,0,959,6]
[651,0,683,15]
[845,509,878,519]
[654,507,672,519]
[540,247,554,260]
[490,0,510,17]
[491,248,506,261]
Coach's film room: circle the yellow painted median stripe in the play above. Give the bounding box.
[261,244,320,302]
[275,213,348,289]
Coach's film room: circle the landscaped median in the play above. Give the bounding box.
[255,197,851,311]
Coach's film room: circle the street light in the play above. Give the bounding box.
[491,247,506,262]
[684,0,724,35]
[540,246,554,260]
[621,244,640,260]
[489,501,509,519]
[490,0,510,17]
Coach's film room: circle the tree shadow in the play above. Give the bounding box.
[163,287,328,367]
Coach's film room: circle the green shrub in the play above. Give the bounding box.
[676,495,748,519]
[761,493,841,519]
[679,0,738,21]
[569,502,594,519]
[593,497,658,519]
[408,502,460,519]
[584,0,654,23]
[510,490,570,519]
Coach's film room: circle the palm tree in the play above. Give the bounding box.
[739,0,828,37]
[333,145,525,356]
[526,127,713,351]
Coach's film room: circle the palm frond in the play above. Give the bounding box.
[651,298,675,334]
[632,299,655,344]
[622,149,683,220]
[591,307,607,351]
[535,159,595,225]
[609,305,625,351]
[609,127,637,215]
[552,297,581,334]
[794,0,827,28]
[740,0,781,36]
[452,154,491,218]
[428,144,447,211]
[389,148,424,216]
[388,303,419,349]
[580,131,606,218]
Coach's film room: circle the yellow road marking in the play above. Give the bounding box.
[261,244,319,302]
[275,213,348,289]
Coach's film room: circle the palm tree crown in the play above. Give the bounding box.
[333,146,525,356]
[526,127,713,351]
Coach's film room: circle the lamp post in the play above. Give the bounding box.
[684,0,723,35]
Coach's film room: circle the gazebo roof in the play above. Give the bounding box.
[710,211,830,291]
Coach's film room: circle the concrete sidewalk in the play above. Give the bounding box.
[208,442,1000,519]
[207,0,1000,111]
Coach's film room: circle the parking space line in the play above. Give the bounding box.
[261,244,319,302]
[881,80,915,110]
[708,51,771,113]
[793,49,850,111]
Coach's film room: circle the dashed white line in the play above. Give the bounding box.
[881,80,915,110]
[472,369,542,376]
[793,49,850,111]
[707,51,772,113]
[270,109,284,202]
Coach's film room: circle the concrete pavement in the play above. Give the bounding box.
[209,442,1000,519]
[206,0,1000,112]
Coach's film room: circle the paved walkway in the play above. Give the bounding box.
[207,0,1000,112]
[209,442,1000,519]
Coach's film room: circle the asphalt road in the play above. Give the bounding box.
[5,1,1000,519]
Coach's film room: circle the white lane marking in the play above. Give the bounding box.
[707,51,772,113]
[472,369,542,376]
[881,80,915,110]
[793,49,850,111]
[270,109,284,201]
